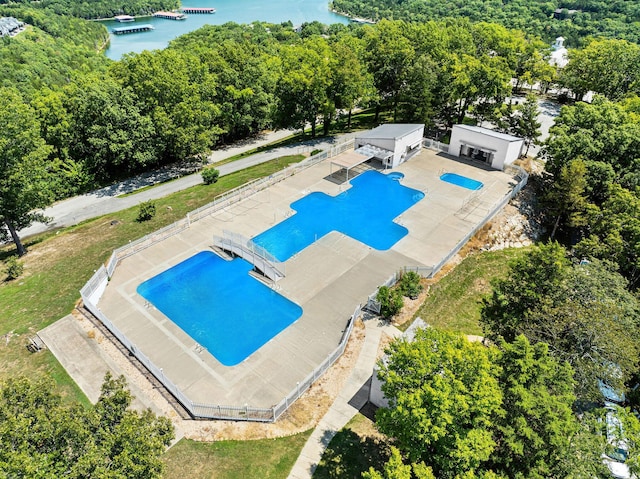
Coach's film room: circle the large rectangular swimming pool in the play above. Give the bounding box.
[137,251,302,366]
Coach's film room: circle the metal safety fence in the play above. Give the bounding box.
[81,268,363,422]
[423,138,449,153]
[364,164,528,313]
[79,139,366,421]
[187,150,330,224]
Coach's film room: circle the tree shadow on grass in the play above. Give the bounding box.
[313,427,391,479]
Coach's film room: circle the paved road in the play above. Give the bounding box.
[18,130,357,239]
[17,98,560,240]
[479,96,561,158]
[509,96,561,156]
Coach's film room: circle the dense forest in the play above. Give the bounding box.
[0,7,109,93]
[0,0,177,20]
[1,18,554,196]
[331,0,640,45]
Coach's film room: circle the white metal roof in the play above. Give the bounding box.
[357,124,424,141]
[330,150,371,169]
[354,144,393,160]
[454,124,523,142]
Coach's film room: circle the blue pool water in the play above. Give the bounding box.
[440,172,483,191]
[137,251,302,366]
[252,170,425,261]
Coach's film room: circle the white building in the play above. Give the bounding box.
[0,17,24,37]
[448,125,524,171]
[550,36,569,68]
[354,124,424,169]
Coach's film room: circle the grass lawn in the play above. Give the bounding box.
[162,431,312,479]
[0,154,306,402]
[313,409,391,479]
[412,248,530,335]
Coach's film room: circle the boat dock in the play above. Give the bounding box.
[114,15,135,22]
[112,24,154,34]
[153,11,187,20]
[180,7,215,13]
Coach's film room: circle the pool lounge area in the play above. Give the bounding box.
[138,170,425,367]
[90,149,519,414]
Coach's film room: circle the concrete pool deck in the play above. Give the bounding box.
[86,149,517,410]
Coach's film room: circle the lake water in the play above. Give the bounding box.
[102,0,349,60]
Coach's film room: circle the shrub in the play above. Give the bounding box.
[399,271,423,299]
[4,256,23,281]
[136,200,156,222]
[376,285,404,320]
[201,166,220,185]
[310,149,323,156]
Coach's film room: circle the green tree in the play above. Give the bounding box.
[136,200,156,222]
[275,37,332,137]
[617,406,640,477]
[3,255,23,281]
[362,20,415,122]
[560,39,640,101]
[363,447,436,479]
[399,271,423,300]
[399,53,437,125]
[540,96,640,281]
[0,373,173,478]
[491,336,578,478]
[376,285,404,320]
[376,328,502,477]
[64,75,158,181]
[201,166,220,185]
[512,94,541,157]
[480,242,571,343]
[543,97,640,184]
[31,87,93,198]
[299,21,326,38]
[112,49,222,163]
[327,33,375,132]
[542,159,589,240]
[555,413,609,479]
[574,185,640,287]
[0,87,53,256]
[481,244,640,399]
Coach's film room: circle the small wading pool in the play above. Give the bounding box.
[137,251,302,366]
[440,172,483,191]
